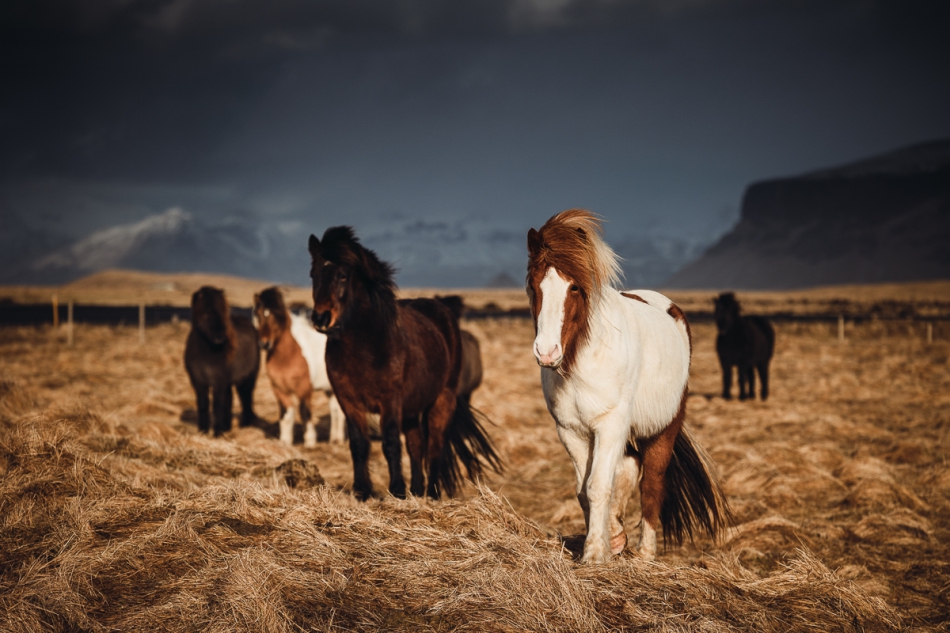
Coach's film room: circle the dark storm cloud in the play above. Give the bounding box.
[2,0,949,286]
[4,0,948,184]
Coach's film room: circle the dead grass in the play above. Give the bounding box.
[2,307,948,631]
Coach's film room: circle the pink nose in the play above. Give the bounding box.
[534,341,563,367]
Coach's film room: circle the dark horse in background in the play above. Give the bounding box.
[714,292,775,401]
[308,227,502,500]
[184,286,260,435]
[435,295,484,408]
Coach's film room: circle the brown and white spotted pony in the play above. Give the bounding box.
[253,287,345,447]
[526,209,732,563]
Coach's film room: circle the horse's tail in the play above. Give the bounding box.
[660,426,733,547]
[434,398,504,498]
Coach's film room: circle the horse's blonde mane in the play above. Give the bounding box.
[529,209,622,296]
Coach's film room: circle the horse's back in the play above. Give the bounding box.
[288,311,330,390]
[619,289,691,355]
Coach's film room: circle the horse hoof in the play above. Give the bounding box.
[637,548,656,562]
[610,531,627,556]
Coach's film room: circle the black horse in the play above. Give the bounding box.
[184,286,260,435]
[714,292,775,401]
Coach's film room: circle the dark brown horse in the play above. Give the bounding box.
[714,292,775,401]
[184,286,260,436]
[308,227,502,500]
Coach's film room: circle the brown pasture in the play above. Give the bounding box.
[1,284,949,631]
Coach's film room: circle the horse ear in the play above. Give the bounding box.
[308,234,320,257]
[527,228,541,255]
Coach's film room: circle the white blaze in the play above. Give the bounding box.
[533,267,570,366]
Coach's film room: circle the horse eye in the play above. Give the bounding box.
[570,285,580,293]
[263,309,270,317]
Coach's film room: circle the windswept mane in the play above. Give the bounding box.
[257,286,289,327]
[527,209,622,297]
[318,226,399,326]
[320,226,397,296]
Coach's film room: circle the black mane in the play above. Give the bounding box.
[320,225,398,324]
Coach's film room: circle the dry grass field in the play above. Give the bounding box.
[2,281,949,631]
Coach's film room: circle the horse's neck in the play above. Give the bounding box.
[568,290,625,374]
[268,324,299,360]
[337,296,402,359]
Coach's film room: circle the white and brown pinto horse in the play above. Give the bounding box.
[527,209,731,564]
[253,287,345,446]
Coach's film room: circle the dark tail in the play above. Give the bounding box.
[660,426,733,547]
[434,398,504,498]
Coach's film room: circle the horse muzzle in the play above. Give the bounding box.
[311,309,334,333]
[258,340,273,352]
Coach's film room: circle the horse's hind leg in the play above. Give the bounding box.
[609,447,641,556]
[745,365,756,401]
[638,413,684,561]
[212,384,233,436]
[300,393,317,448]
[757,362,770,401]
[327,392,346,443]
[424,388,456,499]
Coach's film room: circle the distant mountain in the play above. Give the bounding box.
[665,140,950,289]
[5,206,715,289]
[8,208,311,286]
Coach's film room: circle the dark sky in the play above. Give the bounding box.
[2,0,949,285]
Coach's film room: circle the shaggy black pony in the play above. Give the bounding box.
[714,292,775,401]
[184,286,260,436]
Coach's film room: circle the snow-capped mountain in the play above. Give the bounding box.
[19,208,307,285]
[5,207,714,288]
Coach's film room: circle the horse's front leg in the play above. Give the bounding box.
[211,383,233,437]
[403,414,425,497]
[194,382,211,434]
[380,405,407,499]
[582,420,629,564]
[738,364,752,400]
[720,361,732,400]
[556,424,593,530]
[275,391,297,445]
[343,409,373,500]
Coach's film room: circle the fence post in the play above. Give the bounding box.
[67,300,74,347]
[927,322,933,345]
[52,294,59,329]
[838,314,845,342]
[139,303,146,344]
